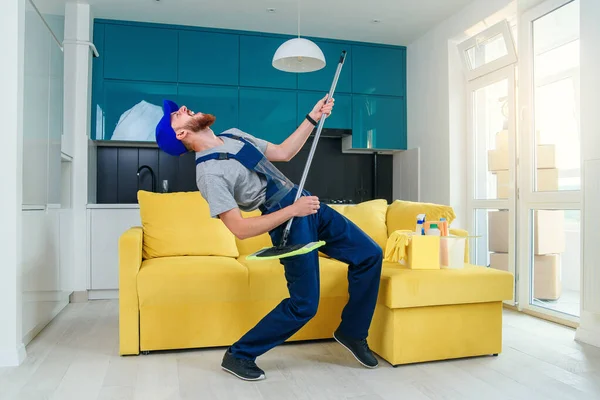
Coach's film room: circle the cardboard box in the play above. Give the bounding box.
[533,254,562,300]
[488,210,565,254]
[490,252,509,271]
[537,144,556,169]
[488,211,510,253]
[495,170,510,199]
[534,210,566,255]
[495,168,558,197]
[537,168,559,192]
[490,252,561,300]
[488,149,509,171]
[496,130,509,151]
[488,142,554,171]
[406,235,440,269]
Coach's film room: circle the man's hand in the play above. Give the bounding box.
[290,196,320,217]
[264,94,335,163]
[218,196,321,240]
[309,95,334,123]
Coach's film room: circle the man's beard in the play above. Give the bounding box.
[184,113,216,132]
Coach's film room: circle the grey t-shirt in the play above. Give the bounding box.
[195,128,270,218]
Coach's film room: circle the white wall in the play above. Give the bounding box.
[0,0,26,367]
[407,0,514,228]
[576,0,600,348]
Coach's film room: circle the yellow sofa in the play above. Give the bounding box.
[119,191,514,366]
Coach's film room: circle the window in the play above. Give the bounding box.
[458,20,518,80]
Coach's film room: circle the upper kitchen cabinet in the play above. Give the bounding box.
[178,31,239,86]
[98,80,177,141]
[22,4,50,206]
[297,41,352,93]
[239,35,297,90]
[239,88,297,144]
[103,24,178,82]
[351,95,406,150]
[178,84,238,134]
[351,45,405,97]
[297,91,352,130]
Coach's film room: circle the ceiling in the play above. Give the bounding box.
[35,0,476,46]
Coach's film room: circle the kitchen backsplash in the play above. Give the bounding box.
[95,137,392,204]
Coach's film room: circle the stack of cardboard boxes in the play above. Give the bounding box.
[488,130,510,198]
[488,210,565,300]
[488,130,559,198]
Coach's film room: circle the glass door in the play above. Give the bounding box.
[461,20,519,306]
[466,65,518,306]
[518,0,581,323]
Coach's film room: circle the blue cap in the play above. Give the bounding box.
[155,99,188,156]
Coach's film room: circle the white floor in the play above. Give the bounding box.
[1,300,600,400]
[533,289,581,317]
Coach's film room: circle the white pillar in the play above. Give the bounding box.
[64,3,94,295]
[576,0,600,348]
[0,0,26,367]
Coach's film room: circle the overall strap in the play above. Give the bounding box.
[195,152,234,165]
[195,132,263,170]
[218,132,253,146]
[194,133,245,166]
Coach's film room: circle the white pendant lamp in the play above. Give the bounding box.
[272,0,325,73]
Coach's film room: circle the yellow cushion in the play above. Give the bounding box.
[327,199,388,250]
[137,190,239,259]
[237,256,350,301]
[235,209,273,255]
[386,200,456,236]
[137,256,249,306]
[378,262,513,308]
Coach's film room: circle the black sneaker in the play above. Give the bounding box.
[333,329,379,368]
[221,349,266,381]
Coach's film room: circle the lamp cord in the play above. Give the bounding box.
[297,0,300,38]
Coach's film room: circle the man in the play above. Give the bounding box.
[154,95,383,381]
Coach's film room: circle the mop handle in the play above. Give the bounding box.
[279,51,347,247]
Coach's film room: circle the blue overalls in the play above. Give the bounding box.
[196,132,383,361]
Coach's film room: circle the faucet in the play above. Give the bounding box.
[137,165,156,192]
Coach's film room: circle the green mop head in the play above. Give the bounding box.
[246,241,326,260]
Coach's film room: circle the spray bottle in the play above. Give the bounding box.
[415,214,426,235]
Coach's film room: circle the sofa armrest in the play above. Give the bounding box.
[449,228,470,264]
[118,227,143,355]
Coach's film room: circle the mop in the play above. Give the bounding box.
[246,50,347,260]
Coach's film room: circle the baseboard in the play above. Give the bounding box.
[22,297,69,346]
[69,290,89,303]
[88,289,119,300]
[0,343,26,367]
[23,290,72,302]
[575,311,600,348]
[576,327,600,348]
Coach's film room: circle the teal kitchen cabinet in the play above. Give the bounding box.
[351,45,405,96]
[178,31,239,86]
[239,88,297,144]
[99,81,177,141]
[351,95,406,150]
[297,91,351,130]
[178,84,238,134]
[103,24,178,82]
[297,41,351,93]
[239,35,297,90]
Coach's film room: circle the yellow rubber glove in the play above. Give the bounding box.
[384,230,414,263]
